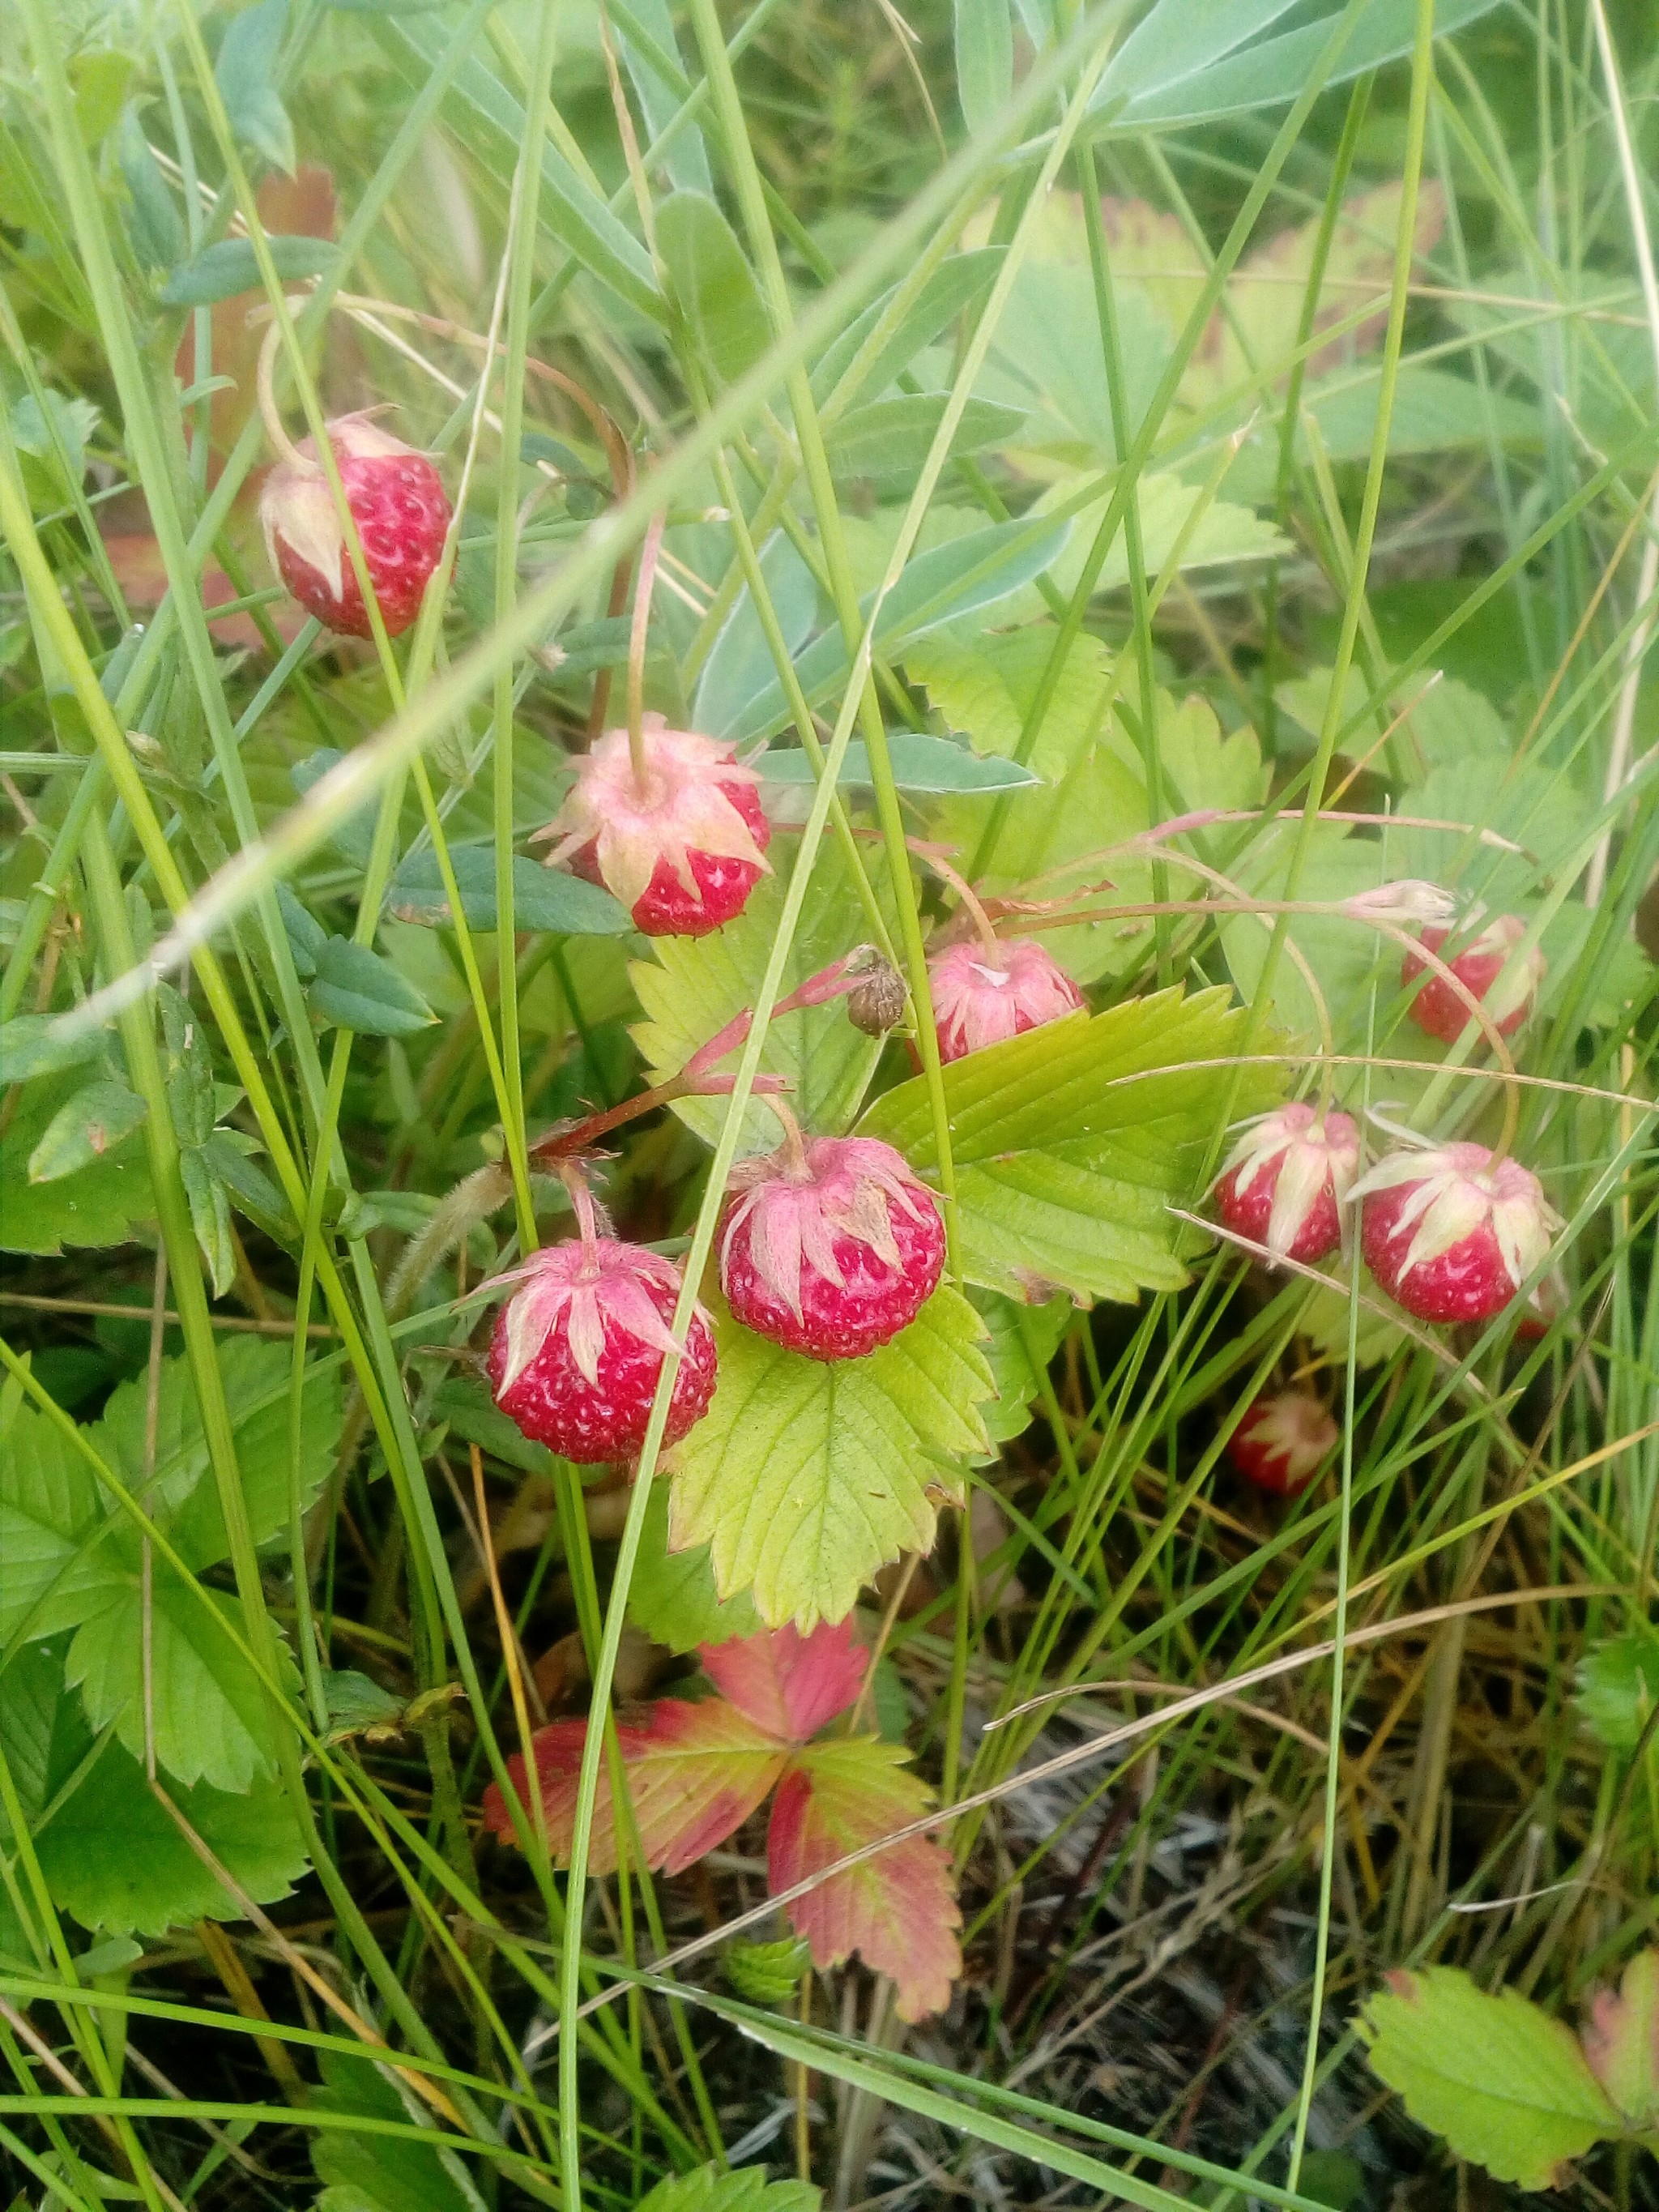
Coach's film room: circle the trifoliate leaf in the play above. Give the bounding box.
[632,835,895,1155]
[27,1080,147,1184]
[1360,1966,1620,2190]
[668,1287,993,1630]
[626,1480,761,1655]
[1,1068,154,1254]
[861,988,1278,1305]
[484,1702,788,1877]
[767,1735,962,2023]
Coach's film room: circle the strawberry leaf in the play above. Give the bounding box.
[668,1287,993,1630]
[1583,1948,1659,2128]
[483,1701,788,1876]
[1,1065,155,1255]
[631,835,895,1154]
[860,987,1280,1305]
[767,1736,962,2023]
[1361,1966,1621,2189]
[637,2166,820,2212]
[974,1287,1071,1443]
[701,1621,866,1744]
[627,1479,761,1655]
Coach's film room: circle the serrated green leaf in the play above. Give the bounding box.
[158,234,336,307]
[11,391,100,505]
[973,1288,1071,1443]
[859,989,1279,1304]
[669,1287,993,1630]
[1361,1966,1619,2190]
[637,2163,820,2212]
[723,1934,812,2005]
[27,1080,147,1184]
[309,937,436,1036]
[627,1480,761,1655]
[0,1012,104,1086]
[0,1069,154,1254]
[657,190,772,385]
[826,395,1027,488]
[631,836,893,1154]
[0,1402,112,1644]
[92,1337,339,1561]
[67,1562,292,1792]
[309,2050,478,2212]
[2,1644,307,1941]
[757,733,1042,793]
[215,0,295,173]
[955,0,1013,135]
[385,846,629,934]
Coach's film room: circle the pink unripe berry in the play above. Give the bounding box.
[1213,1104,1360,1265]
[1353,1140,1559,1325]
[719,1133,945,1361]
[542,718,770,937]
[260,414,450,639]
[927,936,1084,1064]
[1401,913,1545,1044]
[487,1236,717,1464]
[1228,1392,1337,1497]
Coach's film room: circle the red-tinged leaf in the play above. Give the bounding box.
[766,1736,962,2023]
[700,1621,866,1744]
[1583,1947,1659,2126]
[483,1701,787,1877]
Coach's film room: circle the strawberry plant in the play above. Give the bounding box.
[2,0,1658,2206]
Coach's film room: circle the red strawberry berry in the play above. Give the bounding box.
[928,936,1083,1063]
[1229,1391,1337,1497]
[1213,1104,1360,1265]
[719,1129,945,1361]
[1354,1140,1559,1325]
[260,414,450,639]
[1401,912,1545,1044]
[486,1231,716,1464]
[539,716,770,937]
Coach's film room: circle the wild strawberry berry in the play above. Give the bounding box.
[486,1228,716,1465]
[1401,912,1545,1044]
[1353,1141,1560,1325]
[1228,1392,1337,1497]
[927,936,1083,1064]
[719,1129,945,1361]
[1213,1104,1360,1265]
[539,716,770,937]
[260,415,450,639]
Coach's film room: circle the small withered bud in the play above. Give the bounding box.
[846,962,908,1037]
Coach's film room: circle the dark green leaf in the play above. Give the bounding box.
[756,732,1043,794]
[0,1068,154,1254]
[308,937,435,1036]
[955,0,1013,135]
[179,1146,236,1299]
[289,752,377,868]
[198,1129,298,1245]
[657,190,773,386]
[158,235,336,307]
[321,1668,407,1743]
[430,1376,563,1480]
[693,530,819,740]
[385,846,629,935]
[309,2049,476,2212]
[28,1081,147,1185]
[215,0,295,174]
